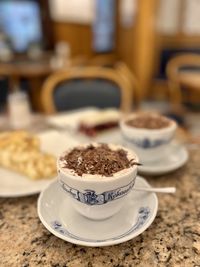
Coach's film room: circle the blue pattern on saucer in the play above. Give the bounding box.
[51,206,150,243]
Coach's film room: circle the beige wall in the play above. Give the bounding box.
[52,0,159,99]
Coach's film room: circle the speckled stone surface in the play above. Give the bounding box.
[0,150,200,267]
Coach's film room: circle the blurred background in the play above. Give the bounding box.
[0,0,200,136]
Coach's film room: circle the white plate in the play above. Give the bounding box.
[138,143,189,176]
[37,176,158,247]
[0,131,79,197]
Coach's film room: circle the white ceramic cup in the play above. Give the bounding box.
[120,114,177,163]
[57,143,139,220]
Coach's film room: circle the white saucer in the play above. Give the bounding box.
[138,143,189,176]
[37,176,158,247]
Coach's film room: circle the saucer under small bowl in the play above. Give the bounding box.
[138,142,189,176]
[37,176,158,247]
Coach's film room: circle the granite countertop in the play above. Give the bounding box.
[0,149,200,267]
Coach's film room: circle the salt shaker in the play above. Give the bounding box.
[8,90,31,129]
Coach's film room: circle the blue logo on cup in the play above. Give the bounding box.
[123,134,173,149]
[59,178,135,206]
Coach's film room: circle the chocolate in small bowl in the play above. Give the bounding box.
[59,143,137,177]
[125,113,171,130]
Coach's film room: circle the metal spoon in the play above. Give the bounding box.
[133,186,176,193]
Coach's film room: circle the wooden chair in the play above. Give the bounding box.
[87,54,117,68]
[115,62,141,109]
[41,66,133,114]
[166,54,200,108]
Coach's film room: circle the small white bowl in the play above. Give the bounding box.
[120,114,177,163]
[57,143,139,220]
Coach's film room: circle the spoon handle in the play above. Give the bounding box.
[134,187,176,193]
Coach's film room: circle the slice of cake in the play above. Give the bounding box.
[78,109,120,136]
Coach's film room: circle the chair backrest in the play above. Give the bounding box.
[166,53,200,105]
[166,53,200,79]
[115,62,141,109]
[41,67,133,114]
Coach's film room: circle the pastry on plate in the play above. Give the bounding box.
[0,131,56,180]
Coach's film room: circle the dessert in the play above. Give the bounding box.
[59,143,137,177]
[120,112,177,163]
[0,131,56,180]
[57,143,138,220]
[78,109,120,136]
[125,113,171,129]
[58,143,139,220]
